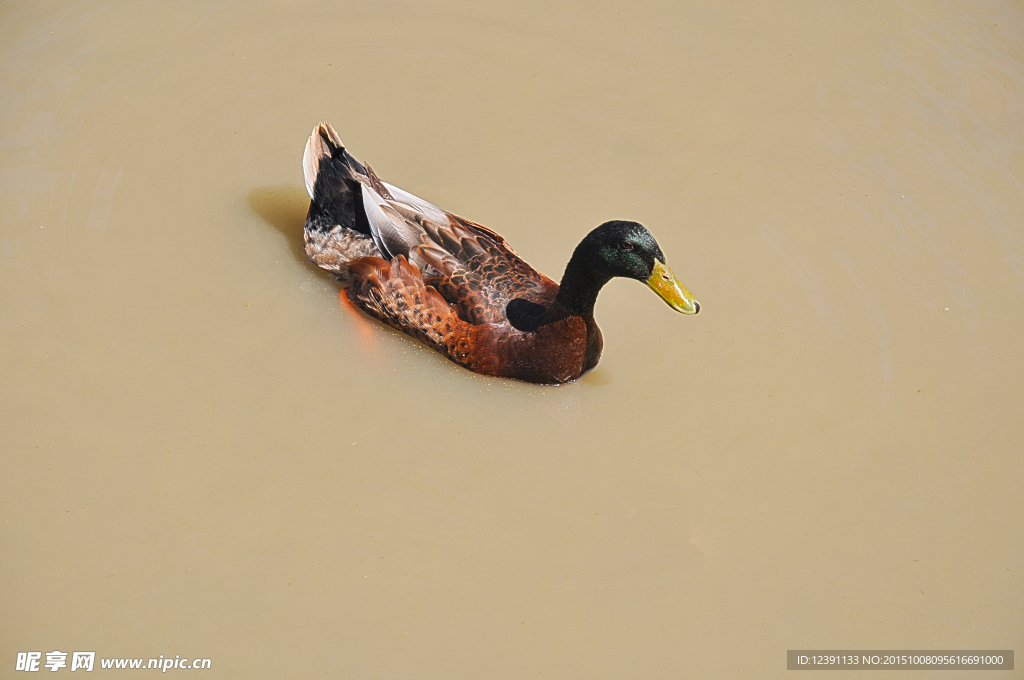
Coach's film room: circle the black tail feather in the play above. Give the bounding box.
[304,125,371,237]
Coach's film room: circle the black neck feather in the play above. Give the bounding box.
[552,248,612,317]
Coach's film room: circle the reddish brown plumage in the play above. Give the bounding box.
[344,218,603,384]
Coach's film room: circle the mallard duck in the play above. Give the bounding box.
[302,122,699,384]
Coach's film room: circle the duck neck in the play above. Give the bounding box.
[551,250,611,318]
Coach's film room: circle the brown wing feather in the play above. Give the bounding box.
[410,212,557,325]
[343,255,502,374]
[345,256,456,354]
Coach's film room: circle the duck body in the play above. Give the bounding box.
[302,122,697,384]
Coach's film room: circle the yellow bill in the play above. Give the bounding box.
[646,260,700,314]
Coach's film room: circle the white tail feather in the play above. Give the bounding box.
[302,122,346,199]
[302,127,323,198]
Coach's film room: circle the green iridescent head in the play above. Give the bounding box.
[572,220,699,314]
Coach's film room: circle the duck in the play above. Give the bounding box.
[302,122,699,384]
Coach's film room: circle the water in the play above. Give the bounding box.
[2,0,1021,677]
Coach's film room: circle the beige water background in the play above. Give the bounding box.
[2,0,1022,677]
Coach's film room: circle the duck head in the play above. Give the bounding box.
[556,220,700,316]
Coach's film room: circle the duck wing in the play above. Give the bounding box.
[304,122,558,326]
[411,214,557,325]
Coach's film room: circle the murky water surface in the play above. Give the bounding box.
[2,1,1022,677]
